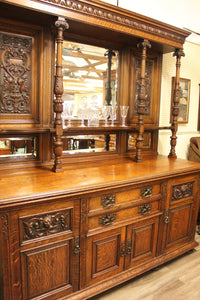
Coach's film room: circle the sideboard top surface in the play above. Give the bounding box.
[0,156,199,207]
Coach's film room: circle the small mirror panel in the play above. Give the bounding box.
[62,134,116,154]
[0,137,38,159]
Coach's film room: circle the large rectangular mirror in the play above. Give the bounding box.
[60,41,119,125]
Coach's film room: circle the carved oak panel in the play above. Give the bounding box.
[133,59,153,116]
[172,182,193,201]
[22,210,72,241]
[0,32,32,114]
[21,241,73,299]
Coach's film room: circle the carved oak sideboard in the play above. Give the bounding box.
[0,156,199,300]
[0,0,200,299]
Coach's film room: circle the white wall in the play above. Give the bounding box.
[102,0,200,159]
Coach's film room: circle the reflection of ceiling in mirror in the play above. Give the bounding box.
[62,41,118,94]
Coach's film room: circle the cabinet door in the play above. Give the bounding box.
[85,227,126,286]
[160,176,199,254]
[125,216,159,269]
[18,199,79,300]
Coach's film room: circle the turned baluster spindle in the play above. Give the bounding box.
[104,50,115,151]
[52,17,69,172]
[168,48,185,159]
[135,39,151,162]
[104,49,115,106]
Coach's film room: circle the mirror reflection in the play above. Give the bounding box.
[0,137,38,158]
[62,134,116,154]
[61,41,119,122]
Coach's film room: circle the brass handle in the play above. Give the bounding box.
[120,242,125,257]
[74,236,80,255]
[164,210,169,224]
[127,239,132,255]
[141,187,152,198]
[138,203,152,215]
[99,213,116,226]
[101,195,115,208]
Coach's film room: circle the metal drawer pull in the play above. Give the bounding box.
[138,203,152,215]
[101,195,115,208]
[74,236,81,255]
[141,187,152,198]
[120,242,125,257]
[164,210,169,224]
[127,239,132,255]
[99,213,116,226]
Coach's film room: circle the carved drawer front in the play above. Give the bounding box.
[168,176,197,204]
[19,208,72,244]
[88,199,160,231]
[88,184,160,211]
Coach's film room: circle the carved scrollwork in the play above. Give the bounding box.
[0,33,32,113]
[99,213,116,226]
[172,182,193,201]
[22,210,71,240]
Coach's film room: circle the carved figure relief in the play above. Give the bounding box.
[172,182,193,201]
[0,33,32,113]
[134,59,153,115]
[22,210,71,240]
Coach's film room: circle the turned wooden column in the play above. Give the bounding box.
[168,48,185,158]
[52,17,69,172]
[135,39,151,162]
[104,49,115,151]
[104,49,115,106]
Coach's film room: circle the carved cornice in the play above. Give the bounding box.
[36,0,188,45]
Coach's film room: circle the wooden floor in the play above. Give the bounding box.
[90,230,200,300]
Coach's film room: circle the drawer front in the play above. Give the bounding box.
[88,184,161,211]
[168,175,198,205]
[88,198,160,231]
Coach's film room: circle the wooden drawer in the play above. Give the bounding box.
[88,197,161,232]
[88,184,161,211]
[167,175,197,205]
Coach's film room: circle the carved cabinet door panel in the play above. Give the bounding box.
[85,227,126,287]
[159,175,199,254]
[1,198,81,300]
[124,216,159,270]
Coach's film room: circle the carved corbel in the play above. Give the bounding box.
[52,17,69,172]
